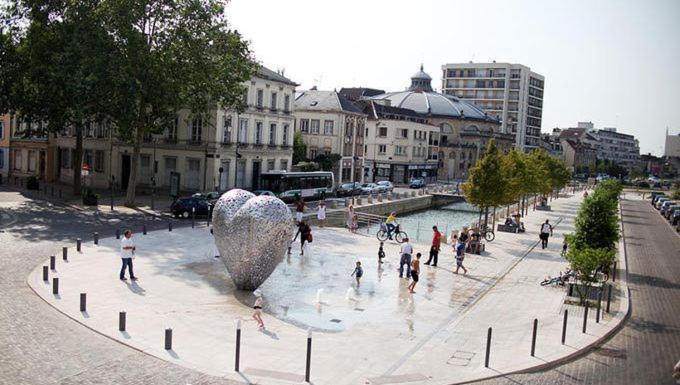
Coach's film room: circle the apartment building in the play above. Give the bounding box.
[52,66,297,193]
[7,116,54,182]
[361,101,440,184]
[294,89,366,184]
[441,62,545,151]
[595,127,640,169]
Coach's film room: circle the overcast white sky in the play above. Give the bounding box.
[227,0,680,156]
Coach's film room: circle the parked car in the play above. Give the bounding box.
[660,200,677,216]
[655,197,670,209]
[665,205,680,220]
[253,190,276,197]
[192,191,221,204]
[171,197,211,218]
[672,209,680,226]
[360,183,379,194]
[336,182,362,197]
[409,179,426,189]
[376,181,394,192]
[652,193,666,205]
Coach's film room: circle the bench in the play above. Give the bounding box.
[497,224,518,233]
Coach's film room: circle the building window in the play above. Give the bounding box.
[284,95,291,112]
[28,150,37,171]
[0,149,3,170]
[311,119,320,134]
[269,123,277,145]
[191,116,202,142]
[394,146,405,156]
[378,127,388,137]
[267,159,276,171]
[256,89,264,108]
[283,124,290,146]
[166,116,178,142]
[60,148,70,169]
[94,150,104,172]
[280,159,288,171]
[255,122,263,144]
[238,118,248,143]
[378,145,387,154]
[310,148,318,159]
[242,89,248,105]
[299,119,309,133]
[270,92,277,110]
[400,129,408,138]
[223,115,232,144]
[323,120,334,135]
[14,151,22,170]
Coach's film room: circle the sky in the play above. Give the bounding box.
[226,0,680,156]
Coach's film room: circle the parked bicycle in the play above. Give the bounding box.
[540,268,576,286]
[480,223,495,242]
[376,222,408,243]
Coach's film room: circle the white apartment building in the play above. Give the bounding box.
[294,89,366,184]
[362,101,440,184]
[594,127,640,169]
[52,66,297,193]
[441,62,544,151]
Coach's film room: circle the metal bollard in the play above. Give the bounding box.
[119,312,126,331]
[50,255,56,270]
[531,318,538,356]
[606,284,612,313]
[235,320,242,372]
[43,266,49,281]
[169,221,173,231]
[143,224,147,235]
[94,232,99,245]
[76,238,82,252]
[484,327,492,368]
[612,261,616,282]
[561,309,568,344]
[305,329,312,382]
[582,302,589,333]
[596,290,602,323]
[192,208,195,228]
[52,278,59,295]
[63,247,68,261]
[80,293,87,312]
[116,229,120,239]
[164,328,173,350]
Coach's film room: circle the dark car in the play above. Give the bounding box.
[409,179,426,189]
[336,182,362,197]
[193,191,221,204]
[171,197,211,218]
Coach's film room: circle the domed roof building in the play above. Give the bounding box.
[366,66,515,181]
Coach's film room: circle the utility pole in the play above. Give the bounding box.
[109,125,114,211]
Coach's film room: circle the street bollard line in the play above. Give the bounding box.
[484,327,492,368]
[305,329,313,382]
[119,312,126,331]
[80,293,87,312]
[531,318,538,357]
[561,309,568,344]
[582,302,589,333]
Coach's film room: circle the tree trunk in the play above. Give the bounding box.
[124,126,143,207]
[72,124,83,196]
[492,206,496,231]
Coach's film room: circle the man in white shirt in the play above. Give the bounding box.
[540,220,553,249]
[120,230,138,281]
[399,238,414,279]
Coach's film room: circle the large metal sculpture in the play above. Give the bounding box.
[212,189,293,290]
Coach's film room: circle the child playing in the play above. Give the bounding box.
[351,261,363,286]
[252,293,265,329]
[561,238,568,257]
[454,235,468,274]
[378,241,385,264]
[351,213,359,233]
[408,253,421,293]
[317,201,326,227]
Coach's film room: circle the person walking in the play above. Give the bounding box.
[351,261,363,286]
[294,195,305,223]
[399,238,413,278]
[424,226,441,266]
[293,221,312,255]
[378,241,386,264]
[454,235,468,274]
[540,219,553,249]
[119,230,138,281]
[408,253,421,293]
[346,205,355,232]
[317,201,326,227]
[252,292,265,329]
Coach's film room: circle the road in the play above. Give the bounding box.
[1,189,677,385]
[470,197,680,385]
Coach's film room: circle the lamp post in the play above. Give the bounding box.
[150,134,163,211]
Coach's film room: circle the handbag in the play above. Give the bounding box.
[307,232,313,242]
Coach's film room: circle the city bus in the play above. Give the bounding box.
[259,171,335,202]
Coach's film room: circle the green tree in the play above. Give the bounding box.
[462,140,507,227]
[293,131,307,164]
[565,245,615,304]
[313,153,342,172]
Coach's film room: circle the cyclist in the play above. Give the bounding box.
[385,212,397,240]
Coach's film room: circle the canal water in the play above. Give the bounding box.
[368,201,481,243]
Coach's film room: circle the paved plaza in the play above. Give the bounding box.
[20,190,628,385]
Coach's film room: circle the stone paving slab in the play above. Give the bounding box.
[25,190,629,385]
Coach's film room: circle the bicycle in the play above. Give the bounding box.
[540,268,575,286]
[480,223,495,242]
[376,223,408,243]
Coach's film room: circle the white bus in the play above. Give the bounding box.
[259,171,335,202]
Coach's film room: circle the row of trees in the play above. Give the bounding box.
[462,140,572,227]
[565,179,622,304]
[0,1,255,205]
[292,131,342,172]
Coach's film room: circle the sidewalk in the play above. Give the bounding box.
[25,189,628,385]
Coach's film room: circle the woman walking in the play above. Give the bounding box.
[346,205,355,232]
[317,201,326,227]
